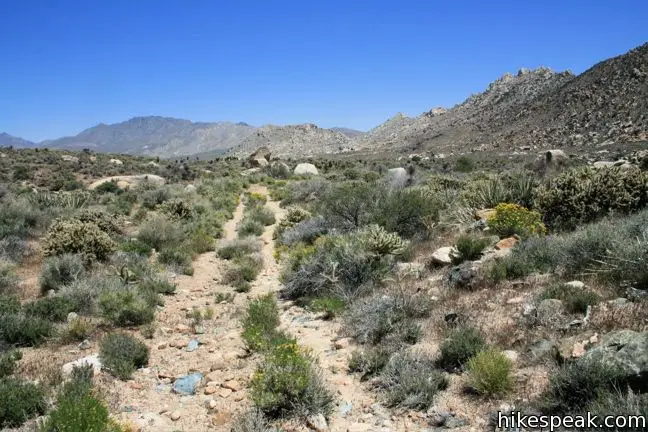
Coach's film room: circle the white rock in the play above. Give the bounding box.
[109,158,124,165]
[294,163,319,176]
[431,246,455,266]
[565,280,585,289]
[62,354,102,376]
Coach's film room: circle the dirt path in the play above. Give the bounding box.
[107,187,415,432]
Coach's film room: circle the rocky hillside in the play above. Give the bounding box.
[357,42,648,154]
[226,123,356,158]
[40,116,256,158]
[0,132,36,148]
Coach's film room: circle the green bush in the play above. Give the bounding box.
[238,219,264,237]
[0,261,19,295]
[232,409,272,432]
[372,187,440,238]
[0,378,47,428]
[99,333,149,380]
[310,297,345,320]
[0,198,43,239]
[138,278,176,295]
[588,390,648,431]
[343,292,430,346]
[319,181,378,230]
[437,326,486,371]
[538,284,600,314]
[23,296,79,322]
[0,313,54,346]
[75,208,121,235]
[535,166,648,230]
[453,234,490,264]
[118,239,153,257]
[140,186,170,209]
[0,350,22,378]
[0,295,21,315]
[241,294,293,352]
[98,287,156,327]
[488,203,546,238]
[540,360,622,414]
[348,346,393,380]
[379,351,448,410]
[466,348,514,396]
[186,229,215,254]
[94,180,122,195]
[455,156,475,173]
[247,207,276,226]
[42,218,116,263]
[158,248,192,269]
[40,254,86,294]
[157,198,195,220]
[223,254,263,292]
[274,207,311,240]
[217,238,260,260]
[136,215,184,251]
[250,343,334,419]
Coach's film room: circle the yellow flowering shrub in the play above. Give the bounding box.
[487,203,546,238]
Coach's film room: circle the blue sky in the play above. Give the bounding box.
[1,0,646,142]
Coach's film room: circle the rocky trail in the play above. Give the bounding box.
[93,185,421,432]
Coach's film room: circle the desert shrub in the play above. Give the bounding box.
[534,166,648,230]
[274,207,311,241]
[158,248,192,268]
[269,162,291,179]
[0,350,21,378]
[281,178,331,205]
[310,297,345,319]
[140,186,170,209]
[0,198,43,239]
[487,203,546,238]
[462,177,509,209]
[0,295,21,316]
[279,216,328,246]
[348,346,393,380]
[246,192,267,206]
[281,234,392,302]
[23,296,79,322]
[118,239,152,256]
[437,326,486,371]
[223,254,263,292]
[378,351,448,410]
[157,198,195,220]
[0,378,47,428]
[538,284,600,314]
[138,278,176,295]
[372,187,441,238]
[466,348,514,396]
[0,235,30,263]
[0,313,53,346]
[0,261,19,295]
[94,180,122,195]
[41,388,111,432]
[136,215,184,250]
[588,390,648,431]
[99,333,149,380]
[186,229,215,254]
[75,208,121,235]
[250,343,334,419]
[98,287,156,327]
[64,317,95,342]
[319,181,378,230]
[238,219,264,237]
[360,224,409,256]
[40,253,86,294]
[241,294,292,352]
[343,292,430,346]
[539,360,622,414]
[455,156,475,173]
[232,409,272,432]
[453,234,490,264]
[247,207,276,226]
[217,238,260,260]
[42,218,116,263]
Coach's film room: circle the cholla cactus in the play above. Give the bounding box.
[42,218,117,263]
[362,224,409,256]
[157,198,194,220]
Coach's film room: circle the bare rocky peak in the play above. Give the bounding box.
[227,123,355,158]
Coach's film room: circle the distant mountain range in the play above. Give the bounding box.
[2,41,647,159]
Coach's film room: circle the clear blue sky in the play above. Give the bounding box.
[1,0,646,142]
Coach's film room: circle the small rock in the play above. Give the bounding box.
[503,350,519,363]
[507,296,524,305]
[528,339,558,362]
[609,298,629,307]
[204,386,217,395]
[217,388,232,398]
[172,373,203,395]
[565,280,586,289]
[175,324,191,333]
[157,342,168,350]
[186,339,200,352]
[210,356,227,371]
[170,411,181,421]
[207,399,218,410]
[340,401,353,417]
[222,380,241,392]
[495,236,518,250]
[475,208,496,220]
[62,354,102,376]
[307,413,328,431]
[129,382,143,390]
[77,339,91,350]
[431,246,455,266]
[67,312,79,323]
[347,423,370,432]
